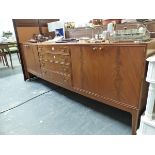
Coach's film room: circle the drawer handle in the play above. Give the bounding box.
[55,61,59,64]
[60,62,65,65]
[99,47,103,51]
[92,47,97,51]
[65,63,70,66]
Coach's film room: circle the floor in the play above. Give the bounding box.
[0,53,131,135]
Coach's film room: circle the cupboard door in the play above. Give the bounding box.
[117,46,146,107]
[33,46,42,77]
[81,45,146,107]
[82,45,117,101]
[23,44,41,77]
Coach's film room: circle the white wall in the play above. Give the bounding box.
[0,19,15,37]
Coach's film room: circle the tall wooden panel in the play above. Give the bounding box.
[13,19,59,80]
[22,44,41,77]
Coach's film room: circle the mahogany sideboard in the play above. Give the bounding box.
[21,41,155,134]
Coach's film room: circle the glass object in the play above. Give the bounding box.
[109,23,151,42]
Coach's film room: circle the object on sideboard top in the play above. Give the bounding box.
[90,19,103,26]
[108,25,151,42]
[64,22,75,29]
[44,37,79,43]
[28,39,37,43]
[102,19,122,25]
[55,38,78,43]
[28,34,49,43]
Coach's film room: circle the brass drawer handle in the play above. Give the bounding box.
[55,61,59,64]
[92,47,97,51]
[99,47,103,51]
[60,62,65,65]
[65,62,70,66]
[64,68,68,71]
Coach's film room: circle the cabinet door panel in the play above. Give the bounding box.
[23,45,36,73]
[118,46,146,107]
[82,46,117,100]
[23,44,41,77]
[32,46,42,77]
[81,45,145,107]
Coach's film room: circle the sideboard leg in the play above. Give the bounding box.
[131,110,140,135]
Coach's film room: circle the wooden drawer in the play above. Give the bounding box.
[42,69,72,86]
[38,45,70,54]
[40,61,71,74]
[39,51,70,63]
[42,69,63,84]
[63,64,71,73]
[38,45,72,87]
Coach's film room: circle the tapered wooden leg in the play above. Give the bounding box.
[131,110,140,135]
[27,73,31,80]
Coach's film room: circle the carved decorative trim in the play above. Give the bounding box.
[73,87,137,109]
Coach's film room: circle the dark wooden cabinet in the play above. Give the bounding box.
[22,42,153,134]
[23,44,41,77]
